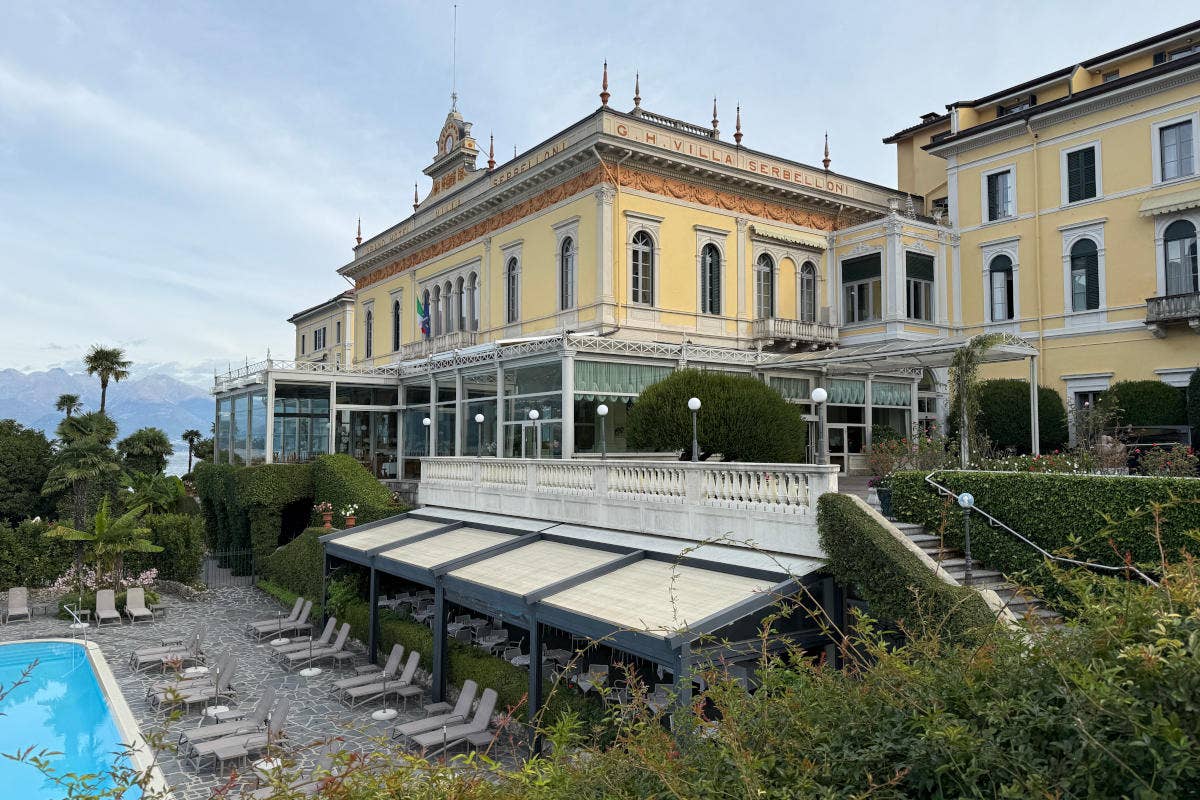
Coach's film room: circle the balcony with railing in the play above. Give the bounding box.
[1145,292,1200,337]
[400,331,479,360]
[752,317,839,349]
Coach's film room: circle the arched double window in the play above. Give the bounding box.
[1164,219,1199,295]
[505,257,520,323]
[456,276,467,332]
[800,261,818,322]
[754,253,775,319]
[559,236,575,311]
[700,243,722,315]
[443,281,454,334]
[392,300,401,352]
[467,272,479,331]
[1069,239,1100,312]
[431,285,442,336]
[631,230,655,305]
[421,289,431,337]
[364,309,374,358]
[989,254,1014,321]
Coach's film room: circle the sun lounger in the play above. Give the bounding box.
[341,650,420,708]
[332,643,403,690]
[186,698,290,771]
[392,680,478,742]
[178,686,276,753]
[95,589,122,626]
[148,652,231,698]
[272,617,337,655]
[247,597,303,634]
[132,629,207,672]
[408,688,498,756]
[124,587,154,623]
[129,625,205,668]
[281,623,351,670]
[252,599,312,640]
[153,658,236,711]
[245,739,344,799]
[4,587,30,624]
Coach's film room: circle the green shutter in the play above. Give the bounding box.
[1067,148,1096,203]
[905,252,934,281]
[842,254,881,283]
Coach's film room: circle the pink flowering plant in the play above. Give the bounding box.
[49,564,158,594]
[1136,444,1199,478]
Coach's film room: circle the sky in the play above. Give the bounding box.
[1,1,1196,388]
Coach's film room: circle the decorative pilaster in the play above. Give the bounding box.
[736,218,748,321]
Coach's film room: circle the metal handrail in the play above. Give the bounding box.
[923,470,1159,587]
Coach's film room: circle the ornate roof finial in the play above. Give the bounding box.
[822,131,831,171]
[633,72,641,109]
[487,133,495,171]
[712,97,719,138]
[355,217,362,245]
[413,182,419,211]
[600,60,610,106]
[734,103,742,145]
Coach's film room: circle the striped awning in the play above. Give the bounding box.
[1139,186,1200,217]
[748,224,828,251]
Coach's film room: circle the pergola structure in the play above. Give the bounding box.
[320,507,836,750]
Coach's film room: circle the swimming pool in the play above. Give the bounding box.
[0,640,149,799]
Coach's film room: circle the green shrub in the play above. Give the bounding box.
[1108,379,1187,426]
[1188,368,1200,444]
[144,513,205,583]
[262,528,326,603]
[627,369,806,461]
[817,493,994,640]
[0,519,74,589]
[0,419,54,525]
[976,379,1068,453]
[312,455,402,523]
[889,470,1200,599]
[193,463,244,551]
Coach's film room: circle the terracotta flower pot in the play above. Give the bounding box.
[345,515,357,528]
[322,512,333,529]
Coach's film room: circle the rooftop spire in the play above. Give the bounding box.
[600,60,610,106]
[487,133,495,171]
[355,217,362,245]
[413,182,419,211]
[822,132,831,171]
[711,97,719,138]
[633,72,641,109]
[734,103,742,145]
[449,3,458,111]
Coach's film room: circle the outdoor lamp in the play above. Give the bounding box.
[422,416,431,427]
[529,408,541,458]
[810,387,829,466]
[687,397,701,462]
[596,403,609,460]
[958,492,975,586]
[528,409,539,421]
[474,413,485,457]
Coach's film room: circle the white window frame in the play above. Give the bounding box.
[1062,372,1113,447]
[980,238,1020,328]
[754,252,776,319]
[799,260,819,323]
[903,247,937,323]
[1150,111,1200,186]
[694,226,730,317]
[552,216,580,312]
[314,326,326,351]
[625,211,663,307]
[1059,220,1107,323]
[1152,211,1200,296]
[389,288,403,352]
[980,164,1017,223]
[362,301,375,359]
[500,240,523,325]
[1059,140,1103,206]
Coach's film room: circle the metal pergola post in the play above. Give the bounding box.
[1029,353,1040,456]
[431,582,447,703]
[671,641,692,731]
[367,565,379,665]
[527,612,543,755]
[321,553,330,627]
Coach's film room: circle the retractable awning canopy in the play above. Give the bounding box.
[324,517,448,564]
[1139,185,1200,217]
[766,334,1037,374]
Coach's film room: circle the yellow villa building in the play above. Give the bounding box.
[213,24,1200,481]
[887,20,1200,408]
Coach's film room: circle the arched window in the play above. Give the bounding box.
[505,257,520,323]
[456,276,466,332]
[364,310,374,358]
[989,254,1014,321]
[559,237,576,311]
[1069,239,1100,312]
[431,285,442,336]
[700,243,721,315]
[754,253,775,319]
[443,281,454,334]
[1164,219,1199,295]
[421,289,431,338]
[467,272,479,331]
[631,230,655,305]
[392,300,401,352]
[800,261,818,322]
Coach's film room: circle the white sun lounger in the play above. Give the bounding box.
[341,650,420,708]
[253,599,312,639]
[186,697,290,771]
[148,652,232,698]
[130,625,205,669]
[177,685,276,753]
[392,680,478,742]
[332,643,403,690]
[272,617,337,654]
[409,688,498,756]
[248,596,303,633]
[281,622,351,670]
[154,658,237,711]
[124,587,154,623]
[4,587,30,624]
[95,589,122,626]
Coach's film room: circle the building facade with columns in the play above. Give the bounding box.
[221,69,1043,482]
[886,21,1200,409]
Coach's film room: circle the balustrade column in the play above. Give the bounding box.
[684,466,704,505]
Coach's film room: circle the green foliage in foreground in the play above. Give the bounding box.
[0,419,54,525]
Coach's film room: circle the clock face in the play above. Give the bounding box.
[444,134,455,153]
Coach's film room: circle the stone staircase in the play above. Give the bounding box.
[892,521,1061,625]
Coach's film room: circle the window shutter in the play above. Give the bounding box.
[842,254,881,283]
[905,252,934,281]
[1084,249,1100,310]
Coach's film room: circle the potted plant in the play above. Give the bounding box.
[876,479,894,519]
[341,504,360,528]
[314,501,333,529]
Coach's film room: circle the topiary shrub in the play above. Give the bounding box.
[977,379,1068,454]
[193,462,244,551]
[312,454,403,523]
[1188,368,1200,444]
[627,369,806,461]
[1108,380,1187,426]
[262,528,326,603]
[817,493,994,640]
[235,464,314,570]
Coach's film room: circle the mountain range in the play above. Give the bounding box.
[0,368,214,475]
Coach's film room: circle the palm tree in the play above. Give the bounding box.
[181,429,202,472]
[57,410,118,447]
[117,427,174,475]
[83,345,131,414]
[948,333,1004,467]
[56,393,82,418]
[124,471,185,514]
[42,436,121,529]
[48,498,161,592]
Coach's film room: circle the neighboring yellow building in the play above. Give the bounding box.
[288,290,355,366]
[887,21,1200,410]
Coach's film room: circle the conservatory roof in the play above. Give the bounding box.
[766,335,1037,374]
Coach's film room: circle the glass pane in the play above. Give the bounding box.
[436,406,455,456]
[402,409,429,457]
[573,396,633,454]
[232,395,248,465]
[506,394,562,421]
[249,391,267,464]
[504,362,562,396]
[463,401,498,456]
[216,398,232,464]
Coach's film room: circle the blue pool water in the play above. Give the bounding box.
[0,641,141,799]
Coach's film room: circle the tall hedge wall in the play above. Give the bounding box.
[1188,369,1200,443]
[889,470,1200,591]
[125,513,206,583]
[262,528,326,606]
[235,464,314,569]
[0,520,74,589]
[312,454,401,523]
[193,463,245,551]
[1108,380,1188,426]
[817,493,994,640]
[977,379,1068,453]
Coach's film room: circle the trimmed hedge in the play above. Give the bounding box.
[977,379,1068,454]
[0,519,74,589]
[262,528,326,606]
[1108,380,1187,426]
[1189,369,1200,444]
[312,454,401,523]
[889,470,1200,592]
[122,513,206,583]
[817,493,994,640]
[194,463,244,551]
[236,464,314,569]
